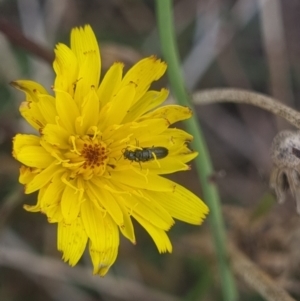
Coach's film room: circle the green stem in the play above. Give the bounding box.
[155,1,238,300]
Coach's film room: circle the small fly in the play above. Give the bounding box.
[123,146,169,164]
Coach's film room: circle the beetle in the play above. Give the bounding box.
[123,146,169,163]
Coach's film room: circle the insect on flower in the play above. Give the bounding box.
[123,146,169,163]
[11,24,209,277]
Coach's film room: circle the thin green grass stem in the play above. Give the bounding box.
[155,1,238,300]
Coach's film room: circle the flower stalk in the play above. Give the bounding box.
[155,1,238,300]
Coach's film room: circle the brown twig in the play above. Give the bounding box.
[0,245,179,301]
[0,18,54,64]
[178,232,296,301]
[193,88,300,129]
[228,242,296,301]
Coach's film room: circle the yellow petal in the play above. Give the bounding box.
[13,134,54,168]
[117,199,136,244]
[23,203,41,212]
[25,164,63,194]
[46,205,64,223]
[94,178,135,243]
[123,88,169,123]
[40,178,65,211]
[144,183,209,225]
[139,105,192,125]
[110,170,175,192]
[36,94,57,124]
[19,165,37,184]
[140,128,194,146]
[97,62,123,106]
[120,191,174,230]
[42,124,70,149]
[81,201,119,276]
[88,178,124,226]
[23,186,44,212]
[13,80,50,129]
[36,182,63,223]
[55,90,80,134]
[71,25,101,104]
[137,157,190,174]
[133,213,172,253]
[119,56,167,103]
[58,218,88,266]
[19,101,46,130]
[105,118,170,154]
[53,43,78,96]
[10,80,48,102]
[16,145,54,168]
[102,83,136,128]
[80,87,99,134]
[13,134,39,155]
[61,183,83,224]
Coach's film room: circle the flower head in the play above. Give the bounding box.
[12,25,209,276]
[270,130,300,213]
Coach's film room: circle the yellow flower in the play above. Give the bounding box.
[12,25,209,276]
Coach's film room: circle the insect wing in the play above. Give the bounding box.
[148,147,169,159]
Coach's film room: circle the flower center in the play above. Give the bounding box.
[63,135,109,179]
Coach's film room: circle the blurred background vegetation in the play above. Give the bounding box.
[0,0,300,300]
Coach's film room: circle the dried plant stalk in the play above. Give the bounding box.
[228,242,296,301]
[193,88,300,129]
